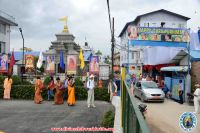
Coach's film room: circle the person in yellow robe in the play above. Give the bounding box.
[3,75,13,99]
[67,76,75,106]
[34,77,43,104]
[54,77,64,105]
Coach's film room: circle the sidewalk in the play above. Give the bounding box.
[112,96,123,133]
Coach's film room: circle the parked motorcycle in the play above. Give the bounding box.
[138,104,147,119]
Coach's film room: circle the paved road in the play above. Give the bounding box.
[0,100,114,133]
[134,97,200,133]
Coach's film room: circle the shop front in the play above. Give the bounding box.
[160,66,188,102]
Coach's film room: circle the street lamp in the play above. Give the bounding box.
[19,28,24,65]
[19,28,24,81]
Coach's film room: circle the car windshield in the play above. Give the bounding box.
[141,82,158,89]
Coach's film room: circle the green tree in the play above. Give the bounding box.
[12,75,22,85]
[105,55,111,64]
[0,75,4,84]
[95,50,102,56]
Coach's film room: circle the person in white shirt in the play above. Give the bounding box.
[194,83,200,114]
[87,74,96,108]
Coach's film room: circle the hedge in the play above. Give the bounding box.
[101,110,115,128]
[0,85,110,101]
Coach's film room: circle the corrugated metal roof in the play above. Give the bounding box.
[171,50,200,63]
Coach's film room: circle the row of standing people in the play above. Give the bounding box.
[2,74,120,108]
[2,74,97,108]
[34,76,75,105]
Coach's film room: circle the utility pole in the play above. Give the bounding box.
[19,28,24,82]
[111,17,114,78]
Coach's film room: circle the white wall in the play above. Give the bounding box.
[138,12,187,28]
[0,24,10,53]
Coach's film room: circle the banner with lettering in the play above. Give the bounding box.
[127,26,189,47]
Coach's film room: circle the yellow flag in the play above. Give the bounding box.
[59,16,67,22]
[79,48,85,69]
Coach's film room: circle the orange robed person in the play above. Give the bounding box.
[54,77,64,105]
[67,76,75,106]
[34,77,43,104]
[3,75,13,99]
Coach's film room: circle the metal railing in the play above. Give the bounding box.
[121,81,150,133]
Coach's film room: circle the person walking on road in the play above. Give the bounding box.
[54,77,64,105]
[178,80,184,104]
[193,83,200,114]
[87,74,96,108]
[34,77,44,104]
[3,75,13,100]
[47,76,54,101]
[63,76,69,100]
[67,76,75,106]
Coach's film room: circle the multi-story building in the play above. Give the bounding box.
[119,9,190,68]
[0,10,18,53]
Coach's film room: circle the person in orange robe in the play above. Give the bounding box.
[54,77,64,105]
[67,76,75,106]
[3,75,13,99]
[34,77,43,104]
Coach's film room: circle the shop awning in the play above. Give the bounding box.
[160,66,188,72]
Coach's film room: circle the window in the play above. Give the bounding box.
[0,42,6,53]
[0,24,6,34]
[132,52,134,59]
[136,52,140,59]
[144,23,149,27]
[136,82,141,88]
[161,22,165,28]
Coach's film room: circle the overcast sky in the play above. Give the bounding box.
[0,0,200,55]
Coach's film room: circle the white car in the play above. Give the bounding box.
[134,81,165,102]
